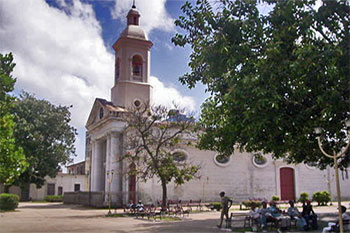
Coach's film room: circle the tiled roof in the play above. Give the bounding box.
[96,98,127,113]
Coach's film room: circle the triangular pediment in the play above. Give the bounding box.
[86,98,127,129]
[86,98,106,128]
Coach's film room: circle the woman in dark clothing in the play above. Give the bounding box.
[302,200,318,230]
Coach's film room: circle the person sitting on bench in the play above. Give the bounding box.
[322,205,350,233]
[287,200,307,230]
[302,200,318,230]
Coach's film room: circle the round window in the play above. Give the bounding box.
[133,99,141,108]
[213,154,231,167]
[252,154,268,168]
[172,151,187,162]
[305,162,317,170]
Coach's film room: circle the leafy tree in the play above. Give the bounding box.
[12,92,77,188]
[122,103,199,209]
[172,0,350,168]
[0,53,27,188]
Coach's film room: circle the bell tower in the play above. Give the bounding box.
[111,4,153,108]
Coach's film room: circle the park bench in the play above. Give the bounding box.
[123,204,136,214]
[135,204,154,219]
[329,219,350,232]
[179,199,202,211]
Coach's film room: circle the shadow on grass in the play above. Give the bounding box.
[19,202,95,210]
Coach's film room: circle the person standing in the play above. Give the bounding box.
[217,191,233,228]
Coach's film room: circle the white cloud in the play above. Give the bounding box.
[0,0,194,162]
[150,76,195,112]
[0,0,113,161]
[112,0,174,35]
[0,0,113,129]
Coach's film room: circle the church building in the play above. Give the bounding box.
[82,5,350,207]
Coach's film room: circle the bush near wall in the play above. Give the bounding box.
[312,191,331,206]
[242,200,262,208]
[299,192,309,203]
[0,193,19,211]
[44,195,63,202]
[272,196,280,201]
[210,202,222,211]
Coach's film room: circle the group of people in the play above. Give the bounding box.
[216,191,350,232]
[127,200,145,213]
[247,200,318,232]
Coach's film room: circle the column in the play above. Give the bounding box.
[90,140,97,191]
[110,132,123,206]
[95,140,103,191]
[104,134,111,203]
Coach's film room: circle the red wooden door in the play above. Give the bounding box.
[280,167,295,201]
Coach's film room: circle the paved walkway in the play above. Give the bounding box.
[0,202,348,233]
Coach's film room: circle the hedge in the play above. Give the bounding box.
[312,191,331,206]
[210,202,222,211]
[0,193,19,211]
[242,200,262,208]
[299,192,309,203]
[44,195,63,202]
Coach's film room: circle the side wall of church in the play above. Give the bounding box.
[137,145,350,204]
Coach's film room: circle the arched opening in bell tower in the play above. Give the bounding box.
[132,55,143,80]
[115,57,120,83]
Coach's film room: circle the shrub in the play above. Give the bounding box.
[312,191,331,206]
[242,200,262,209]
[272,195,280,201]
[210,202,222,211]
[44,195,63,202]
[299,192,309,203]
[0,193,19,211]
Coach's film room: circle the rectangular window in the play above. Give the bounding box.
[47,183,55,196]
[74,184,80,192]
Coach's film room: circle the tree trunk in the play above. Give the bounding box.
[20,183,30,201]
[161,180,167,211]
[4,185,11,193]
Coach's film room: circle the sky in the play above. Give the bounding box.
[0,0,211,164]
[0,0,276,165]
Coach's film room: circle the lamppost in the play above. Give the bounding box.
[107,170,114,216]
[314,119,350,233]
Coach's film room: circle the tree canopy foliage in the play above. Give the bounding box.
[123,103,199,208]
[173,0,350,169]
[0,53,27,185]
[12,92,77,187]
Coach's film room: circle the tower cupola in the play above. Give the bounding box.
[127,5,140,26]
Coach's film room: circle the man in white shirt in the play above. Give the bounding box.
[322,205,350,233]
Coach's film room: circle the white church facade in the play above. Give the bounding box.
[82,5,350,207]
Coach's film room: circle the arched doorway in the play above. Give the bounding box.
[280,167,295,200]
[128,163,136,203]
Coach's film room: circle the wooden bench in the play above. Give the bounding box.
[329,219,350,232]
